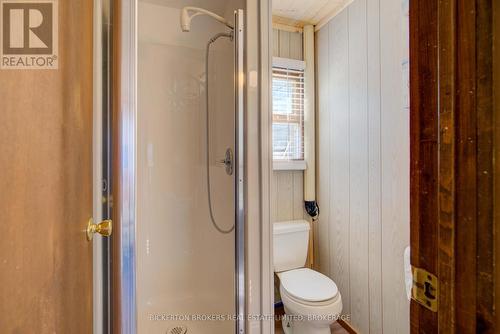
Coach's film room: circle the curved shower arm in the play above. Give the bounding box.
[180,6,234,32]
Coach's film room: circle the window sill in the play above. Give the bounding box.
[273,160,307,171]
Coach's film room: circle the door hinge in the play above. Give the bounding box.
[411,266,438,312]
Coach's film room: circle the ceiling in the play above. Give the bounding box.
[272,0,353,27]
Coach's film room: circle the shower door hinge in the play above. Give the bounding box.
[411,266,438,312]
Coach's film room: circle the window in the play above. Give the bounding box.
[272,57,305,165]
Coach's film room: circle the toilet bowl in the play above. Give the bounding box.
[274,221,343,334]
[278,268,342,334]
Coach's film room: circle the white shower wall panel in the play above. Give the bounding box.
[137,1,237,333]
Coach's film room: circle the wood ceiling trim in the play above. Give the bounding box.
[272,15,307,32]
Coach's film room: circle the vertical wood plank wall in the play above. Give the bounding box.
[315,0,410,332]
[271,28,305,222]
[409,0,498,332]
[494,2,500,331]
[272,28,303,61]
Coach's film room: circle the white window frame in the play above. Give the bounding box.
[272,57,306,171]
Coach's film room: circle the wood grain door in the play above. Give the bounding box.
[0,1,94,333]
[410,0,499,332]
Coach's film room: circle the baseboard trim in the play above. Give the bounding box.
[338,320,358,334]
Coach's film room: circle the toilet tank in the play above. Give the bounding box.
[273,220,310,272]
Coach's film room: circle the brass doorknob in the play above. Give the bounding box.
[86,218,112,241]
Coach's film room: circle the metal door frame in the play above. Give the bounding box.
[234,8,246,334]
[93,0,114,333]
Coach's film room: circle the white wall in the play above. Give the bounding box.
[271,28,306,222]
[271,170,305,221]
[315,0,410,332]
[272,28,303,60]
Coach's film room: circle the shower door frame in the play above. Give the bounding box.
[111,0,137,332]
[234,9,247,334]
[93,0,114,333]
[111,1,247,333]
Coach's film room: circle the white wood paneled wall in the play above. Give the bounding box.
[271,170,305,222]
[272,28,305,222]
[272,28,303,60]
[315,0,410,333]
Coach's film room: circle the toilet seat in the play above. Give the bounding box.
[278,268,339,303]
[281,286,340,307]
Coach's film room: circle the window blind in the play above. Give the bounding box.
[272,64,305,161]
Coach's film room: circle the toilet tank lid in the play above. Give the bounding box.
[273,220,310,235]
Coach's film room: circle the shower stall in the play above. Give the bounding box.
[108,0,250,333]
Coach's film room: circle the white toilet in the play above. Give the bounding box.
[274,220,342,334]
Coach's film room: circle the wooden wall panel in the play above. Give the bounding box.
[273,28,280,58]
[316,0,410,332]
[272,171,306,221]
[476,0,495,330]
[409,0,439,331]
[288,32,303,60]
[0,1,94,333]
[328,8,351,317]
[380,0,410,332]
[367,0,383,332]
[315,27,331,274]
[272,28,303,60]
[278,29,291,58]
[455,0,478,331]
[347,0,370,332]
[478,1,497,332]
[275,171,294,220]
[436,0,456,332]
[271,28,304,224]
[494,2,500,331]
[292,171,305,218]
[409,0,497,332]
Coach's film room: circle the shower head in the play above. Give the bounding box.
[180,6,234,32]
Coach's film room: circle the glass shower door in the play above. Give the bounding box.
[135,2,244,333]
